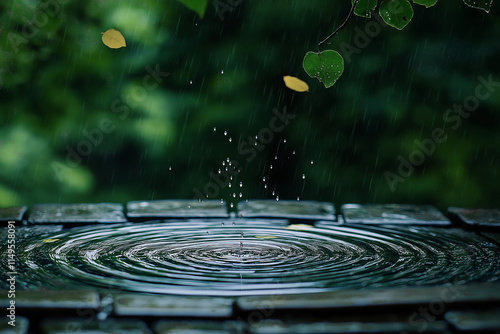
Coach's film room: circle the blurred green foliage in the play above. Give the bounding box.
[0,0,499,212]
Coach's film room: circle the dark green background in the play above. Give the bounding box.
[0,0,499,211]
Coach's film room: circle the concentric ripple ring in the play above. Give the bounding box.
[5,220,500,296]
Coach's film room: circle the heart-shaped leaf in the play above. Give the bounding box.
[303,50,344,88]
[462,0,493,12]
[379,0,414,30]
[175,0,209,18]
[412,0,438,8]
[352,0,379,18]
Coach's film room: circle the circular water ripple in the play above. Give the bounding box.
[9,221,500,296]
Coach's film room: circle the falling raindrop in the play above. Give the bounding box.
[221,70,224,74]
[189,80,193,84]
[239,182,243,187]
[224,131,227,136]
[302,174,306,179]
[311,160,314,165]
[213,127,217,131]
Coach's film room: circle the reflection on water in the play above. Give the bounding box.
[2,221,499,296]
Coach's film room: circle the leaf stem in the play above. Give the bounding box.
[318,0,359,48]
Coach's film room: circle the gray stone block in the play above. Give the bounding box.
[28,203,127,224]
[114,294,233,318]
[342,204,450,225]
[127,200,228,220]
[448,207,500,230]
[0,206,27,222]
[237,200,336,221]
[445,309,500,332]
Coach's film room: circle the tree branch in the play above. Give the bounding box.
[318,0,359,48]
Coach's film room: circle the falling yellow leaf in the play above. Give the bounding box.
[285,224,314,231]
[255,235,277,239]
[283,75,309,92]
[43,238,60,243]
[101,29,126,49]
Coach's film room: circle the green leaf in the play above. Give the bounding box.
[303,50,344,88]
[379,0,414,30]
[352,0,378,18]
[462,0,493,12]
[175,0,208,18]
[412,0,438,8]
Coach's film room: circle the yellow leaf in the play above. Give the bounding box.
[283,75,309,92]
[255,235,277,239]
[101,29,126,49]
[43,238,60,243]
[285,224,314,231]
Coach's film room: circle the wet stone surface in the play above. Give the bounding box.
[114,294,234,318]
[0,290,99,309]
[127,200,228,220]
[342,204,451,225]
[28,203,127,224]
[153,320,244,334]
[41,318,151,334]
[0,206,27,222]
[237,283,500,311]
[0,316,29,334]
[237,200,336,221]
[249,319,449,334]
[445,309,500,332]
[448,207,500,229]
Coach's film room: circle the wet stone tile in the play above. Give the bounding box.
[42,318,151,334]
[249,319,449,334]
[153,320,244,334]
[114,294,234,318]
[0,316,29,334]
[237,283,500,312]
[448,207,500,230]
[0,290,99,310]
[237,200,336,221]
[127,200,228,220]
[445,309,500,332]
[0,206,27,222]
[28,203,127,224]
[342,204,450,226]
